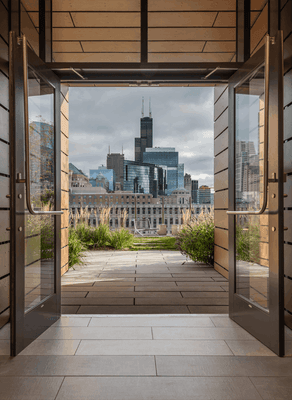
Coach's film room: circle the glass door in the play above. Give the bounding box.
[9,32,62,356]
[228,32,284,356]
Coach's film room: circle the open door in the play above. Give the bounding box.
[9,32,62,356]
[228,32,284,356]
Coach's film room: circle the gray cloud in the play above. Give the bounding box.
[69,87,214,187]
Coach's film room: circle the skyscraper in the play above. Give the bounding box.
[143,147,184,195]
[134,97,153,162]
[191,180,198,203]
[107,152,124,190]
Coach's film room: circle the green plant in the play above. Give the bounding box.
[68,227,86,268]
[236,223,260,263]
[108,228,134,250]
[176,208,214,265]
[91,224,111,248]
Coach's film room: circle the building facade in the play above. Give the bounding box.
[191,180,199,203]
[135,115,153,163]
[184,173,192,192]
[89,166,116,191]
[106,153,124,190]
[69,163,91,188]
[198,185,211,204]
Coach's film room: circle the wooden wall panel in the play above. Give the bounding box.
[214,129,228,156]
[214,190,228,209]
[214,148,228,174]
[214,108,228,138]
[214,169,228,191]
[214,246,229,271]
[60,85,69,277]
[214,227,228,249]
[215,210,228,229]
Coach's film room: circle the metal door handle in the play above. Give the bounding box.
[227,35,270,216]
[22,35,63,216]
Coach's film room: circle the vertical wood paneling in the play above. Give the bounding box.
[60,84,69,276]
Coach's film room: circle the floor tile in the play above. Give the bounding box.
[250,377,292,399]
[61,297,134,306]
[210,317,240,328]
[0,377,64,400]
[55,376,261,400]
[38,326,152,340]
[76,339,233,356]
[61,306,79,314]
[53,318,91,327]
[156,355,292,376]
[0,355,156,376]
[61,292,88,298]
[0,340,10,355]
[188,306,229,313]
[152,327,256,340]
[134,286,225,292]
[135,297,229,306]
[88,316,214,327]
[86,291,183,298]
[19,340,81,356]
[182,292,229,298]
[225,340,277,356]
[62,286,134,292]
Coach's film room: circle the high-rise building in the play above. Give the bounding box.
[191,180,199,203]
[134,98,153,162]
[184,173,192,192]
[89,166,116,191]
[69,163,91,188]
[198,185,211,204]
[107,153,124,189]
[143,147,184,194]
[123,160,166,198]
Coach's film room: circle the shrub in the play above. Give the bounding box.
[176,208,214,265]
[90,224,111,248]
[236,223,260,263]
[69,227,86,268]
[108,228,134,250]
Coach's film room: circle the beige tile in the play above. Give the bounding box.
[225,340,277,356]
[92,282,177,287]
[61,306,79,314]
[0,324,9,339]
[0,377,64,399]
[210,317,239,328]
[76,339,233,356]
[156,355,292,376]
[0,355,156,376]
[135,286,225,292]
[88,316,214,327]
[19,340,81,356]
[61,292,88,298]
[55,376,261,400]
[250,377,292,399]
[152,327,256,340]
[182,292,229,298]
[38,326,152,340]
[62,286,134,292]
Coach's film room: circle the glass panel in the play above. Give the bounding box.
[25,68,55,312]
[235,65,269,311]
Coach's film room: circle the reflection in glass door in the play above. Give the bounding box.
[25,68,55,312]
[234,65,269,311]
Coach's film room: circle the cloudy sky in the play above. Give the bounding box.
[69,87,214,187]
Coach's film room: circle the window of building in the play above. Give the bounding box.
[137,208,140,215]
[159,218,162,224]
[148,208,151,215]
[142,208,145,214]
[170,208,172,214]
[153,208,156,214]
[170,218,173,224]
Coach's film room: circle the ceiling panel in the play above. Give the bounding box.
[250,0,267,11]
[53,0,140,12]
[251,11,261,26]
[52,53,140,62]
[28,12,38,27]
[70,12,140,27]
[53,28,140,41]
[148,12,216,27]
[148,28,236,41]
[148,52,234,62]
[213,12,236,27]
[53,42,83,52]
[204,41,236,52]
[81,41,140,52]
[148,41,205,52]
[149,0,236,11]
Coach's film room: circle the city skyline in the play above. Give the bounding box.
[68,87,214,187]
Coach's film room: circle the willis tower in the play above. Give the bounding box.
[135,97,153,163]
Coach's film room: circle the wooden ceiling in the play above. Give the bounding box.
[22,0,267,65]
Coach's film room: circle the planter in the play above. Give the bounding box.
[157,224,167,235]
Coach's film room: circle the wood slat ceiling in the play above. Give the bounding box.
[22,0,267,64]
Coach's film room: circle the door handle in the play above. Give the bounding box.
[227,35,270,216]
[22,35,63,216]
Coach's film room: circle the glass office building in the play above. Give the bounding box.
[143,148,184,194]
[89,167,116,191]
[123,160,166,197]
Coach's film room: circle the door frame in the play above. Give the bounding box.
[9,32,62,356]
[228,32,284,356]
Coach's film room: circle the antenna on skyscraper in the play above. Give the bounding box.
[108,145,110,154]
[141,97,144,117]
[122,145,123,155]
[149,97,152,117]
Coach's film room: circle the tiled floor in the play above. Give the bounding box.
[1,315,292,399]
[61,250,229,314]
